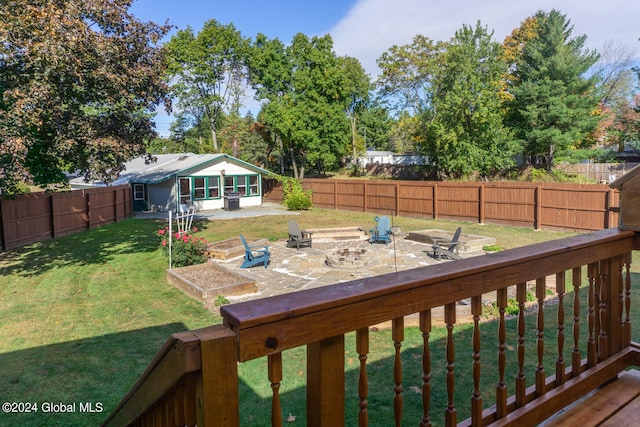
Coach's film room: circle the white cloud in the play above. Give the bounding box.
[330,0,640,77]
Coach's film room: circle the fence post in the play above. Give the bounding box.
[395,183,400,216]
[86,191,92,229]
[0,199,5,250]
[605,189,615,229]
[535,186,542,230]
[363,182,368,213]
[433,184,438,220]
[479,184,485,224]
[50,194,57,238]
[334,181,338,210]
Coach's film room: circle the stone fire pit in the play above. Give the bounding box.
[325,248,377,269]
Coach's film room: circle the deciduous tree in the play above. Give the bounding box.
[0,0,171,194]
[249,33,352,178]
[424,22,517,179]
[165,20,250,152]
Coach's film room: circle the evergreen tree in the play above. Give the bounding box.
[507,9,600,169]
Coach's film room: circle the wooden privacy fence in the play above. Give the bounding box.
[0,185,132,250]
[264,179,619,232]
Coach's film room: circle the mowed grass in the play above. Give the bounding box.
[0,206,635,426]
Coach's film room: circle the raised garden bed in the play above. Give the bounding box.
[205,236,269,260]
[405,229,496,252]
[166,262,257,302]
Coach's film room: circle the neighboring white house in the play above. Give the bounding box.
[69,153,271,212]
[357,150,428,167]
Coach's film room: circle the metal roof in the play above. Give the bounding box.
[114,153,270,185]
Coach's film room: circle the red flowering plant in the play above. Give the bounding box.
[158,226,208,267]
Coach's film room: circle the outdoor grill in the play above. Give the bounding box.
[223,191,240,211]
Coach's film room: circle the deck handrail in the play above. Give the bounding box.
[103,227,640,426]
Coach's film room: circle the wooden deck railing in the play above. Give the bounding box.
[102,228,640,427]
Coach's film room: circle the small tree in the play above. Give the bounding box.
[271,174,313,210]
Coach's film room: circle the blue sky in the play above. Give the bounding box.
[130,0,640,136]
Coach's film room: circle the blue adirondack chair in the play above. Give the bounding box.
[240,234,270,268]
[369,215,392,245]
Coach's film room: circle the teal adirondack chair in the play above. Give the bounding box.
[240,234,270,268]
[369,215,392,245]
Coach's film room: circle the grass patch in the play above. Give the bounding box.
[0,207,636,426]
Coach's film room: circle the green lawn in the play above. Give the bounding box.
[0,207,634,426]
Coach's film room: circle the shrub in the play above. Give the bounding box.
[158,226,208,267]
[271,174,313,210]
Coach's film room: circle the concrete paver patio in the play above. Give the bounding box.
[211,232,486,305]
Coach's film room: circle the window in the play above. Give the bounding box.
[208,176,220,198]
[193,177,206,200]
[237,176,247,196]
[249,175,259,195]
[224,176,234,194]
[133,184,145,201]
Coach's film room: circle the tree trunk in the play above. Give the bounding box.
[548,144,555,171]
[291,148,299,179]
[211,126,219,152]
[351,116,357,163]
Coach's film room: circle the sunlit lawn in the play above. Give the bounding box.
[0,206,635,426]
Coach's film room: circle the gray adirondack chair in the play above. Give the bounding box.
[431,227,462,260]
[287,220,312,249]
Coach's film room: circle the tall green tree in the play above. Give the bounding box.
[340,56,371,164]
[507,9,600,169]
[0,0,170,193]
[166,20,250,152]
[424,22,517,179]
[360,104,394,151]
[376,35,445,115]
[249,33,352,178]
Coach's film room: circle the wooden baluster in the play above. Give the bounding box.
[624,253,632,346]
[174,380,185,426]
[496,288,507,418]
[614,255,625,353]
[572,267,582,377]
[445,303,457,426]
[420,310,432,427]
[471,295,483,426]
[165,393,175,426]
[269,353,283,427]
[556,271,566,385]
[356,328,369,427]
[535,277,546,397]
[184,374,197,427]
[587,262,598,367]
[392,317,404,427]
[516,283,526,408]
[598,260,610,360]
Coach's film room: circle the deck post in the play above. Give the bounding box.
[307,335,345,427]
[195,327,240,427]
